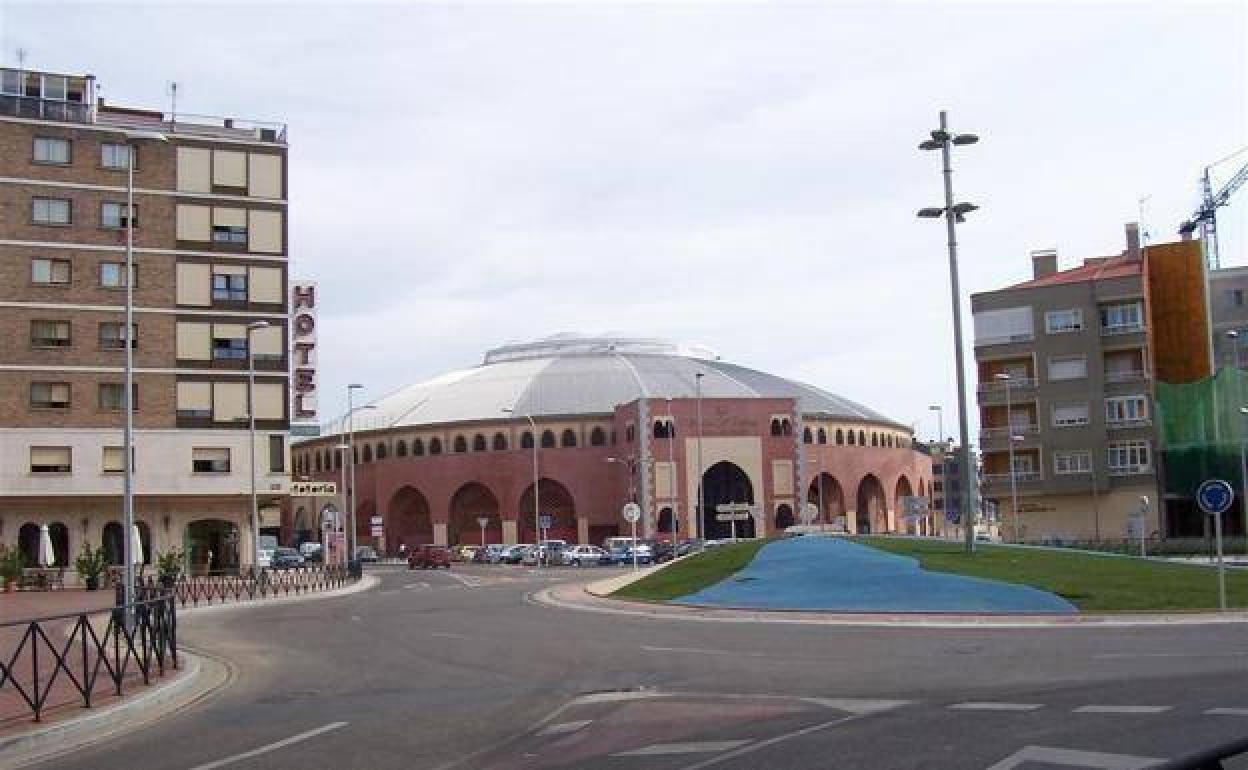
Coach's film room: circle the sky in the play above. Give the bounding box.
[2,1,1245,440]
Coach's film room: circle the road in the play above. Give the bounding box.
[35,565,1248,769]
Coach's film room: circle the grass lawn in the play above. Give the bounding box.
[611,539,770,602]
[856,537,1248,612]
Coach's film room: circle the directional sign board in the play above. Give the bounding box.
[716,512,752,522]
[1197,479,1234,516]
[715,502,753,521]
[539,514,553,529]
[621,503,641,524]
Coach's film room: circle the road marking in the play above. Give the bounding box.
[677,714,865,769]
[642,645,766,658]
[570,690,664,705]
[1073,705,1172,714]
[1206,707,1248,716]
[445,572,483,588]
[950,702,1044,711]
[429,632,468,640]
[984,745,1164,769]
[350,615,361,623]
[404,582,431,590]
[1094,651,1248,659]
[536,720,592,737]
[803,698,913,714]
[615,740,751,756]
[188,722,349,770]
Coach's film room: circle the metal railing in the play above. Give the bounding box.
[1025,536,1247,558]
[981,424,1040,439]
[0,93,93,123]
[1104,369,1149,383]
[166,564,351,608]
[1106,417,1152,429]
[1101,323,1145,336]
[983,471,1042,483]
[978,376,1037,392]
[0,594,176,724]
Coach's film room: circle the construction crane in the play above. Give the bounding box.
[1179,150,1248,270]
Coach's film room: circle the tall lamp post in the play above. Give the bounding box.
[994,373,1020,542]
[1232,332,1246,555]
[917,110,979,553]
[695,372,705,540]
[336,442,350,565]
[502,408,540,568]
[343,386,375,561]
[246,320,270,569]
[120,130,165,616]
[929,405,947,537]
[666,397,678,542]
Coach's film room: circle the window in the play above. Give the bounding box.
[100,143,132,170]
[100,202,137,229]
[472,434,487,451]
[269,435,285,472]
[973,306,1034,345]
[858,430,866,445]
[98,383,137,411]
[30,447,71,474]
[1106,395,1149,425]
[30,320,70,348]
[396,440,408,457]
[99,322,137,350]
[803,427,813,444]
[102,446,134,474]
[212,334,247,360]
[212,273,247,301]
[541,430,556,448]
[933,480,944,492]
[1052,402,1090,427]
[429,437,442,455]
[32,197,71,224]
[1054,450,1092,475]
[933,464,944,475]
[817,428,827,445]
[376,442,388,460]
[847,430,856,445]
[30,382,70,409]
[412,439,425,456]
[493,433,507,451]
[33,137,70,164]
[520,432,533,449]
[1048,355,1087,381]
[1230,289,1246,308]
[1100,301,1144,334]
[1107,441,1150,474]
[836,429,844,445]
[770,419,782,436]
[31,258,70,285]
[192,448,231,473]
[99,262,136,288]
[212,224,248,243]
[453,436,467,453]
[1010,454,1036,474]
[1045,309,1083,334]
[561,429,577,448]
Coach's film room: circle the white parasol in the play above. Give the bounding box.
[131,524,145,566]
[38,524,54,568]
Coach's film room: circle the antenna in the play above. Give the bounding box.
[16,48,26,69]
[169,81,178,125]
[1137,194,1153,245]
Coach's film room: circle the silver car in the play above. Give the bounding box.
[562,545,609,566]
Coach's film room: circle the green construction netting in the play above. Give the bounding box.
[1156,367,1248,497]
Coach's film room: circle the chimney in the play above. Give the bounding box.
[1031,248,1058,280]
[1124,221,1141,261]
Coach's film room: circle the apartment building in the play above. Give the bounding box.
[0,67,291,575]
[970,225,1208,542]
[925,440,974,537]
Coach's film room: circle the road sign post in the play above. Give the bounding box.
[477,516,490,547]
[715,503,753,541]
[622,503,641,571]
[1196,479,1232,610]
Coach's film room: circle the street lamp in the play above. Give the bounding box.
[120,129,166,616]
[1010,434,1025,543]
[666,397,678,543]
[246,320,270,570]
[1240,406,1248,556]
[918,110,980,553]
[344,386,375,561]
[994,372,1021,543]
[695,372,705,540]
[929,405,947,536]
[335,442,350,565]
[502,407,540,568]
[1228,329,1244,370]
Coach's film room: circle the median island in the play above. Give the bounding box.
[611,536,1248,613]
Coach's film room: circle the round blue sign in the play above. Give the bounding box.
[1196,479,1234,516]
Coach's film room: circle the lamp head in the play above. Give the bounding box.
[951,202,979,215]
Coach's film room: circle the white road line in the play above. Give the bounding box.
[803,698,913,714]
[984,745,1164,769]
[677,714,864,770]
[615,740,750,756]
[1094,651,1248,659]
[641,645,767,658]
[1206,707,1248,716]
[445,572,483,588]
[429,632,468,640]
[188,722,349,770]
[949,702,1044,712]
[404,582,431,590]
[536,720,592,737]
[1073,705,1172,714]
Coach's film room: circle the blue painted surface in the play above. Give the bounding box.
[676,537,1078,614]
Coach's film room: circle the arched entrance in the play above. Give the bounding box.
[18,523,39,567]
[895,476,916,534]
[388,486,433,550]
[657,507,676,538]
[47,522,69,566]
[102,521,125,565]
[186,519,239,574]
[519,478,576,543]
[448,482,502,545]
[135,520,152,565]
[774,504,795,530]
[701,461,755,539]
[856,475,887,534]
[293,506,313,545]
[806,473,845,525]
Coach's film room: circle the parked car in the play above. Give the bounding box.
[629,542,655,565]
[607,545,632,565]
[454,545,481,562]
[354,546,379,563]
[562,545,611,566]
[408,544,452,569]
[650,540,675,563]
[675,538,705,557]
[271,547,304,568]
[479,544,508,563]
[500,545,532,564]
[299,542,323,560]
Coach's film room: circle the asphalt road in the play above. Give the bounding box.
[34,565,1248,770]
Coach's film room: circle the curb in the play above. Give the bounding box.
[0,650,228,768]
[534,581,1248,629]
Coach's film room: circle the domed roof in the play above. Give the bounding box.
[328,334,903,433]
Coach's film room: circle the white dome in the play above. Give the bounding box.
[326,334,902,434]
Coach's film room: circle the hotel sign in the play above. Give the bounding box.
[291,282,318,421]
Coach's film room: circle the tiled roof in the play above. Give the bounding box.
[1005,255,1140,290]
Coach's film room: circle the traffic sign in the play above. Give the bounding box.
[715,512,752,522]
[291,481,337,496]
[370,525,383,537]
[1197,479,1234,516]
[716,503,752,513]
[370,515,383,526]
[539,514,553,529]
[319,504,339,528]
[621,503,641,523]
[802,502,818,525]
[477,516,490,528]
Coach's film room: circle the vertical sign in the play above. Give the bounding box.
[291,281,318,424]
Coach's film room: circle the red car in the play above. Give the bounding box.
[408,545,452,570]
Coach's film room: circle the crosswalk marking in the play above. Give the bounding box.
[1206,707,1248,716]
[950,702,1043,711]
[984,745,1164,769]
[1072,705,1172,714]
[537,720,591,737]
[613,740,750,757]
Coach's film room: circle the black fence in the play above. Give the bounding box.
[0,594,177,724]
[161,564,352,608]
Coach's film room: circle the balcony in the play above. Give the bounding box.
[983,471,1042,484]
[1108,464,1151,477]
[1101,323,1145,337]
[980,425,1040,445]
[0,93,92,123]
[978,376,1037,392]
[1107,418,1152,430]
[1104,369,1150,384]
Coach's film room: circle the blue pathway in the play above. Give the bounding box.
[677,536,1077,614]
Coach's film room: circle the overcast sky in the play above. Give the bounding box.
[3,1,1245,439]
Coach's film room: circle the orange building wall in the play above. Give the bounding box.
[1145,240,1211,384]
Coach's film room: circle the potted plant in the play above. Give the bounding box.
[0,546,23,592]
[75,544,108,591]
[156,548,184,588]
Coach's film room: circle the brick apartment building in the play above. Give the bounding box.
[0,67,292,575]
